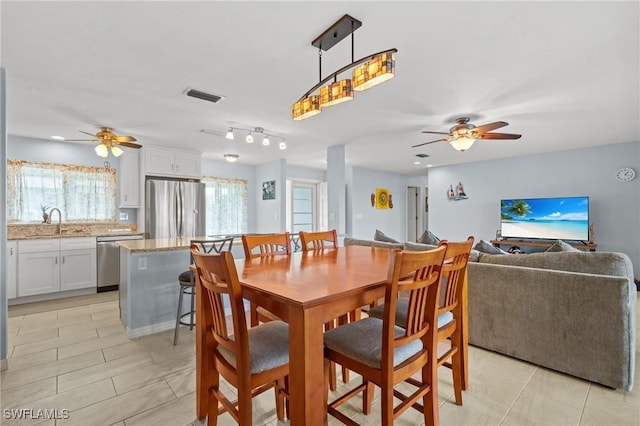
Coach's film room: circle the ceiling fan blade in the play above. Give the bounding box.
[65,138,98,142]
[115,135,137,142]
[118,142,142,149]
[412,138,448,148]
[478,132,522,140]
[79,131,98,137]
[473,121,508,134]
[420,131,450,135]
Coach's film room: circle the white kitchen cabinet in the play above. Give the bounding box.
[144,147,201,178]
[119,149,140,208]
[7,241,17,299]
[17,237,96,297]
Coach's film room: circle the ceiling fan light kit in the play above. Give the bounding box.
[65,127,141,158]
[413,116,522,152]
[292,14,397,120]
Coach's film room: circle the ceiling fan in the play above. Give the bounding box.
[412,117,521,151]
[66,127,142,158]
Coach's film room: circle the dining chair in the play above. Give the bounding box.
[241,233,291,327]
[191,246,289,426]
[323,245,447,425]
[174,237,234,345]
[368,236,475,405]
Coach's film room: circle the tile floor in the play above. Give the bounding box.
[1,292,638,426]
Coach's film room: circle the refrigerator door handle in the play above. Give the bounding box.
[176,183,183,238]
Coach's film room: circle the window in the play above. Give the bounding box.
[7,160,116,222]
[202,176,248,236]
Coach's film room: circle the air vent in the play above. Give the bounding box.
[415,153,430,158]
[183,88,225,104]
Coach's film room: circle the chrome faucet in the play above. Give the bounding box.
[46,207,62,235]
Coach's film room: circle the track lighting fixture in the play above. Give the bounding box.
[292,14,397,120]
[201,126,287,150]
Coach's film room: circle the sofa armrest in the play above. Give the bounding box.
[467,262,636,391]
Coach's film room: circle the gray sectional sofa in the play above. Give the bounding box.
[344,236,636,391]
[468,251,636,391]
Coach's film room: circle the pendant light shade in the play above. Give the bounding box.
[292,95,321,121]
[319,79,353,107]
[449,137,476,152]
[110,145,124,157]
[226,128,234,140]
[352,52,395,92]
[95,144,109,158]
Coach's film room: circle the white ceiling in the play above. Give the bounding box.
[2,1,639,175]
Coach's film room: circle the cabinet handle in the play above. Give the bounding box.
[171,164,175,171]
[125,195,128,202]
[55,256,58,264]
[175,164,179,172]
[10,247,13,255]
[62,256,65,264]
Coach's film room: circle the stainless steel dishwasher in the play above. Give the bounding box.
[97,234,143,292]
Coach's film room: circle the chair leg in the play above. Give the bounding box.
[207,373,220,426]
[329,362,337,391]
[363,379,374,415]
[423,360,440,426]
[189,287,195,331]
[237,382,253,426]
[380,380,394,426]
[173,285,185,345]
[451,331,463,405]
[275,378,286,420]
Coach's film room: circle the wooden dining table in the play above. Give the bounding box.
[194,244,470,425]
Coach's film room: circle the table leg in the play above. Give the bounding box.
[288,305,328,426]
[195,276,208,419]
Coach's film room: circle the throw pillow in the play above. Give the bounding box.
[417,230,440,245]
[473,239,509,255]
[374,229,399,243]
[545,240,580,252]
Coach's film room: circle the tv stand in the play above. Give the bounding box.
[490,239,597,252]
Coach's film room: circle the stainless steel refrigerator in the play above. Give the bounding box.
[146,178,206,239]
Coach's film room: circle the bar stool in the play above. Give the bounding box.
[173,237,234,345]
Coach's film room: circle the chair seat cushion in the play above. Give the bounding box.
[368,299,454,329]
[218,320,289,374]
[324,317,423,369]
[178,270,193,283]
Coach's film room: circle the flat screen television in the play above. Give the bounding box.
[500,196,589,241]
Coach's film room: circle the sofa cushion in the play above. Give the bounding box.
[344,237,404,250]
[374,229,399,243]
[473,239,509,255]
[477,251,634,279]
[545,240,580,252]
[404,241,437,251]
[417,230,440,245]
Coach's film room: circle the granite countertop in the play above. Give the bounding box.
[8,223,142,240]
[118,237,206,253]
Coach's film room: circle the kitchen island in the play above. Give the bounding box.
[117,237,245,338]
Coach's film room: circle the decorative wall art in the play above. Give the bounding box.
[262,180,276,200]
[371,188,393,209]
[447,182,468,201]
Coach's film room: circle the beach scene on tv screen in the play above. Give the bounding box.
[501,197,589,240]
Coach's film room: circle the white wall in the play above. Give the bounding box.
[348,166,428,242]
[255,159,287,233]
[287,164,325,181]
[429,141,640,273]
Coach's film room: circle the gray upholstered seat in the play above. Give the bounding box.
[218,320,289,374]
[368,299,453,329]
[323,317,423,369]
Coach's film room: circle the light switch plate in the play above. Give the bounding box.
[119,212,129,221]
[138,257,147,270]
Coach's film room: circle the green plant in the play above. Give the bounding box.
[502,200,532,218]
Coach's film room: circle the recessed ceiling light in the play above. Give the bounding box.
[426,164,433,168]
[51,136,65,140]
[413,161,421,165]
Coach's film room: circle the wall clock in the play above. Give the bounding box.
[615,167,636,182]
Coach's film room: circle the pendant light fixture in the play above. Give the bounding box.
[292,14,397,120]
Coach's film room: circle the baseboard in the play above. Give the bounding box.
[9,288,96,306]
[126,320,176,339]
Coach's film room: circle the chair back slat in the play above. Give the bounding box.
[438,236,474,315]
[242,233,291,259]
[299,230,338,251]
[383,246,447,350]
[189,237,234,266]
[192,247,250,367]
